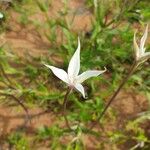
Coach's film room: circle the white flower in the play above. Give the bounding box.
[94,0,98,8]
[45,38,106,98]
[134,24,150,63]
[0,12,3,19]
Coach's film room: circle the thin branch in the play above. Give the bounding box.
[105,0,140,28]
[62,88,72,130]
[0,92,31,124]
[0,64,16,89]
[90,61,138,129]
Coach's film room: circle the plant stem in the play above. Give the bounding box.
[0,64,15,89]
[0,92,31,124]
[90,61,138,129]
[63,88,72,130]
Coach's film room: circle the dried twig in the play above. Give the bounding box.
[0,92,31,124]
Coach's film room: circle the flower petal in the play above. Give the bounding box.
[140,52,150,62]
[140,24,148,53]
[133,32,140,60]
[75,83,85,98]
[0,12,3,19]
[77,68,107,83]
[44,64,69,84]
[68,37,80,78]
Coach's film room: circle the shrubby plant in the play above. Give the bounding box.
[92,25,150,129]
[45,38,106,128]
[45,25,149,130]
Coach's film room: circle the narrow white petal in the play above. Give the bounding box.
[140,25,148,53]
[0,12,3,19]
[94,0,98,8]
[133,32,140,60]
[140,52,150,62]
[68,37,80,78]
[75,83,85,98]
[44,64,68,84]
[77,68,106,83]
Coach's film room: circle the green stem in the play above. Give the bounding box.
[63,88,72,130]
[90,61,138,129]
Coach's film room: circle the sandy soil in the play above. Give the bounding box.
[3,0,92,58]
[0,90,148,149]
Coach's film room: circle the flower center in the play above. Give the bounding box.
[68,75,77,86]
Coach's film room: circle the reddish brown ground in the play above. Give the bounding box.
[3,0,92,58]
[0,91,148,149]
